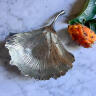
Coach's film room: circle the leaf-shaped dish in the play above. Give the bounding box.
[5,10,75,80]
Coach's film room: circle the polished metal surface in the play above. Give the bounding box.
[5,10,74,79]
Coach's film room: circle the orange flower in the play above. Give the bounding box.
[68,24,96,48]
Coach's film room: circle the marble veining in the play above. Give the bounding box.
[0,0,96,96]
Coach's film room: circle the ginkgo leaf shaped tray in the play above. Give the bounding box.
[5,10,75,80]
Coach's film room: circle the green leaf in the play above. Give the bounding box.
[85,19,96,33]
[69,0,96,25]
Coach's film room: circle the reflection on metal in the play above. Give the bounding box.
[5,10,75,80]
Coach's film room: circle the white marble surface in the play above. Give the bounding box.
[0,0,96,96]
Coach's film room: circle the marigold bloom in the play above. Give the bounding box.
[68,24,96,48]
